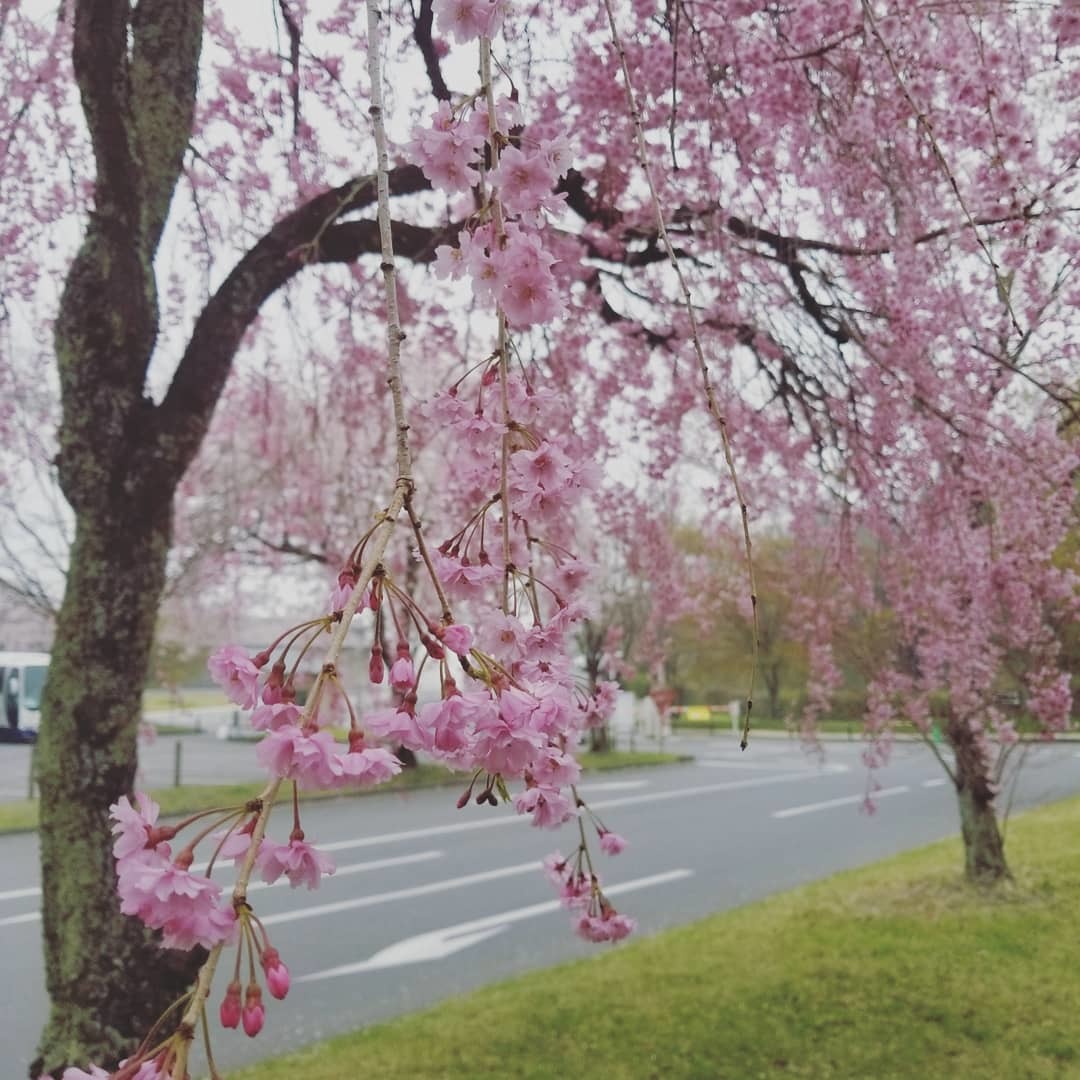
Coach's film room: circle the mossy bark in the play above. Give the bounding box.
[947,715,1009,885]
[32,3,206,1072]
[32,504,202,1076]
[33,2,429,1070]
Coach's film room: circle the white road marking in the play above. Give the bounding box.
[592,773,828,812]
[0,885,41,903]
[261,860,541,927]
[697,760,849,774]
[0,911,39,928]
[921,778,949,789]
[577,780,650,792]
[0,851,445,929]
[0,769,830,908]
[298,773,821,859]
[297,868,694,982]
[772,785,910,819]
[247,849,442,892]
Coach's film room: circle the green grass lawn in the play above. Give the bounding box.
[231,794,1080,1080]
[0,750,688,834]
[142,688,231,712]
[677,716,864,736]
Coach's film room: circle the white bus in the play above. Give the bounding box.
[1,651,49,737]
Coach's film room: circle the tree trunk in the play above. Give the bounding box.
[764,663,782,721]
[589,724,611,753]
[947,715,1009,884]
[31,4,208,1070]
[31,501,202,1076]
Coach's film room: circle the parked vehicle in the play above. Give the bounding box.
[0,651,49,741]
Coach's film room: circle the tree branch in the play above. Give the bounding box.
[412,0,451,102]
[130,0,204,254]
[71,0,139,220]
[152,165,431,489]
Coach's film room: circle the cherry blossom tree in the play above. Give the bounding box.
[3,0,1078,1075]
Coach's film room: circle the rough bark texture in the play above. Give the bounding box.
[33,504,203,1075]
[947,713,1009,884]
[34,3,208,1070]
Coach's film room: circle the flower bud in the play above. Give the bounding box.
[389,655,415,693]
[242,983,265,1037]
[261,947,291,1000]
[220,979,242,1029]
[368,645,385,685]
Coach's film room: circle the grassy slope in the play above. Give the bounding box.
[0,751,688,834]
[234,795,1080,1080]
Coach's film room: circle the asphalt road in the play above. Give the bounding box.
[0,713,258,801]
[3,734,1080,1076]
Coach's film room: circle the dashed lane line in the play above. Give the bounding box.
[772,786,910,819]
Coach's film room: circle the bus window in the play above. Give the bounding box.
[23,665,47,711]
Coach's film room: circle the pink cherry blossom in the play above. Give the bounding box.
[211,824,255,864]
[575,910,636,943]
[442,622,474,655]
[490,145,559,215]
[407,101,485,192]
[559,871,592,910]
[207,644,262,708]
[471,696,546,777]
[433,0,506,43]
[336,743,403,786]
[530,748,581,787]
[432,550,502,596]
[255,724,341,789]
[599,830,627,855]
[250,701,302,732]
[513,784,575,828]
[542,851,570,888]
[256,837,336,889]
[497,254,562,328]
[115,848,238,951]
[109,792,162,860]
[363,705,428,750]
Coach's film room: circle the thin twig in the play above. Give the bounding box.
[405,492,454,623]
[601,0,759,748]
[479,36,515,615]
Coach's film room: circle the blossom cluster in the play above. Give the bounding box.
[111,794,236,952]
[409,49,571,328]
[543,840,635,942]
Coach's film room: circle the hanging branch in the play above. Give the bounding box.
[601,0,760,748]
[172,4,420,1068]
[479,35,516,615]
[859,0,1025,339]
